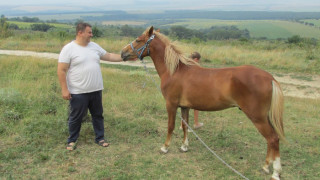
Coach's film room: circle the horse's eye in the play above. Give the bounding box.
[135,39,140,43]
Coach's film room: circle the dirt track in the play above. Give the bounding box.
[1,49,319,99]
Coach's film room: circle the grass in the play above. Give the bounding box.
[176,39,320,74]
[0,56,319,179]
[302,19,320,26]
[1,31,319,75]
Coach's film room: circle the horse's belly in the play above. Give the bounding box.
[180,97,235,111]
[199,102,234,111]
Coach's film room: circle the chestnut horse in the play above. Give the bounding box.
[121,26,285,180]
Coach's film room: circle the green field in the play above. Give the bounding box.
[1,30,319,74]
[102,21,146,26]
[1,13,320,179]
[303,19,320,26]
[166,19,320,39]
[0,56,319,179]
[7,21,74,29]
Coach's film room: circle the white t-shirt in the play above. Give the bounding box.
[58,41,107,94]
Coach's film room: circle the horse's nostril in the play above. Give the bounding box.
[120,51,125,58]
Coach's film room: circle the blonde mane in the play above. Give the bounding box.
[143,29,199,75]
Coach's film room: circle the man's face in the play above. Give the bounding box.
[79,26,93,43]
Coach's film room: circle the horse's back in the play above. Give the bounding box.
[228,65,274,94]
[226,65,275,115]
[194,65,274,111]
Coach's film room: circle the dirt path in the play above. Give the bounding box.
[1,49,319,99]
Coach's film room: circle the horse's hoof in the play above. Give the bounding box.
[180,145,188,152]
[270,174,281,180]
[262,166,270,174]
[160,146,168,154]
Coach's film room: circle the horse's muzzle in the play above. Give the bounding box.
[121,51,130,61]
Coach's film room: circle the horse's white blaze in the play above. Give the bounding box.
[272,157,282,180]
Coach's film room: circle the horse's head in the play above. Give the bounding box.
[121,26,155,61]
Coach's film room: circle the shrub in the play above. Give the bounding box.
[0,15,13,38]
[287,35,303,44]
[8,23,19,30]
[92,26,103,38]
[30,23,54,32]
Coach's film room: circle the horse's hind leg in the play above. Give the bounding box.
[180,107,190,152]
[250,116,282,180]
[161,103,178,153]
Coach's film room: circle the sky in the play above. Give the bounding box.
[1,0,320,13]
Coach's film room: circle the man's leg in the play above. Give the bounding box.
[68,93,89,144]
[88,91,105,143]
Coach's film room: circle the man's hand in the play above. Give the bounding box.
[61,89,71,100]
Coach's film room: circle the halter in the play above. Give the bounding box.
[130,34,155,60]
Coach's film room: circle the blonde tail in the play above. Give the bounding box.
[269,80,286,142]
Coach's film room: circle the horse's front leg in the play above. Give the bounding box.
[180,107,190,152]
[161,103,177,153]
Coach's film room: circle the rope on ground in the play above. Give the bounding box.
[140,59,250,180]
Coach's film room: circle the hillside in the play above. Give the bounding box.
[82,10,320,21]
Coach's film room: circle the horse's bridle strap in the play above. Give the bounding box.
[130,34,155,60]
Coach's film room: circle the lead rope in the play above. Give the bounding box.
[140,59,250,180]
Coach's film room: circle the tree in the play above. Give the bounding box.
[205,26,249,40]
[287,35,302,44]
[169,26,195,40]
[120,25,144,37]
[30,23,53,32]
[92,26,103,38]
[0,15,12,38]
[8,23,19,30]
[120,25,134,37]
[22,16,40,22]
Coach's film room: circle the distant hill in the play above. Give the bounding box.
[3,9,320,21]
[82,10,320,21]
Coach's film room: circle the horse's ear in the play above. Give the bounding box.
[148,26,154,37]
[156,29,160,32]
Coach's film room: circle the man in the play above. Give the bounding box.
[57,22,123,151]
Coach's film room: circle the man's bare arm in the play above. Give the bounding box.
[100,53,123,62]
[57,62,71,100]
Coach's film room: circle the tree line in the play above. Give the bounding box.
[119,24,250,41]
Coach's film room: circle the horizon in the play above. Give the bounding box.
[1,0,320,16]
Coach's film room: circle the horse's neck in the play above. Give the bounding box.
[150,54,169,79]
[149,42,170,79]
